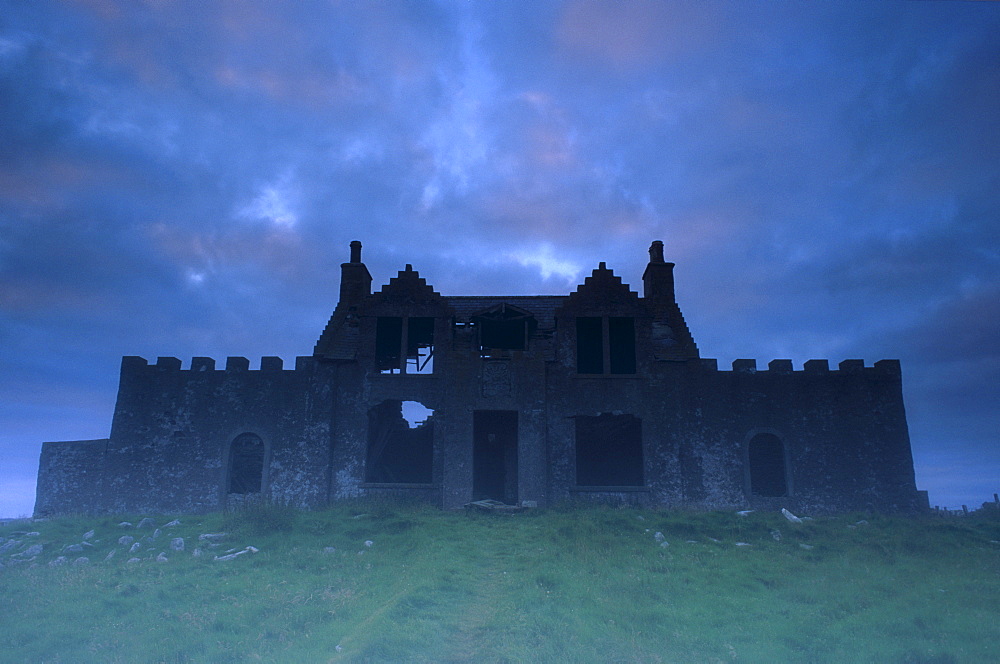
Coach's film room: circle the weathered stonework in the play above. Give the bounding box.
[35,241,928,515]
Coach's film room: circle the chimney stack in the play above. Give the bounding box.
[339,240,372,306]
[642,240,675,306]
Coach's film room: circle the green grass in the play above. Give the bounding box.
[1,502,998,663]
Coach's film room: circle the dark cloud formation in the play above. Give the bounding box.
[2,1,997,516]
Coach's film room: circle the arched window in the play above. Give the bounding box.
[228,433,265,495]
[747,433,788,497]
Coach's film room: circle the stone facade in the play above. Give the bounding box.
[34,241,928,516]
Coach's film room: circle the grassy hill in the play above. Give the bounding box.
[1,502,998,663]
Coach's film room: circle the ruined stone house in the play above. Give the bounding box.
[34,241,928,515]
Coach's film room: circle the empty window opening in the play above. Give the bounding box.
[376,317,434,374]
[608,317,636,374]
[228,433,265,495]
[473,410,518,503]
[576,317,603,374]
[575,413,643,486]
[366,400,434,483]
[576,317,636,374]
[474,305,534,356]
[748,433,788,497]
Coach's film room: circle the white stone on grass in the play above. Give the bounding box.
[118,535,134,546]
[129,542,141,554]
[156,552,168,562]
[781,508,803,523]
[170,538,184,551]
[163,519,181,527]
[83,530,95,540]
[213,546,259,562]
[198,533,227,542]
[73,557,89,566]
[137,518,155,529]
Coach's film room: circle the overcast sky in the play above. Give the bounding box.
[1,1,997,517]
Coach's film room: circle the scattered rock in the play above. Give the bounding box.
[770,529,782,541]
[73,557,89,566]
[151,528,162,540]
[799,543,814,550]
[126,557,141,564]
[686,540,698,544]
[129,542,141,554]
[82,530,95,540]
[20,544,43,558]
[170,538,185,552]
[636,515,645,521]
[156,552,168,562]
[659,541,669,548]
[0,540,21,555]
[137,518,155,529]
[736,510,754,517]
[781,508,803,524]
[49,556,68,567]
[364,540,374,548]
[735,542,752,547]
[192,548,202,558]
[118,521,133,528]
[198,533,227,542]
[707,537,721,543]
[855,520,869,526]
[25,532,40,537]
[214,546,259,562]
[64,543,85,554]
[104,549,116,561]
[163,519,181,527]
[654,532,665,543]
[323,547,337,554]
[118,535,135,547]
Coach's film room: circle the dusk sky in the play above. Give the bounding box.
[2,1,998,517]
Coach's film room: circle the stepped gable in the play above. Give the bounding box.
[370,264,444,305]
[557,262,642,316]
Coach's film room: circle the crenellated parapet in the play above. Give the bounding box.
[120,355,319,374]
[692,357,903,378]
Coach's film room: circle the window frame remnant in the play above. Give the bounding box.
[365,400,434,484]
[576,316,636,375]
[375,316,434,374]
[747,433,789,497]
[473,304,535,357]
[227,433,265,495]
[574,413,644,487]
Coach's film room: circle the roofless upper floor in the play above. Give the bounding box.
[313,241,699,369]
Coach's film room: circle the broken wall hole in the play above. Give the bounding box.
[748,433,789,497]
[227,433,265,495]
[575,413,643,486]
[366,400,434,483]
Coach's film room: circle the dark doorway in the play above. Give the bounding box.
[748,433,788,497]
[473,410,518,504]
[228,433,265,495]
